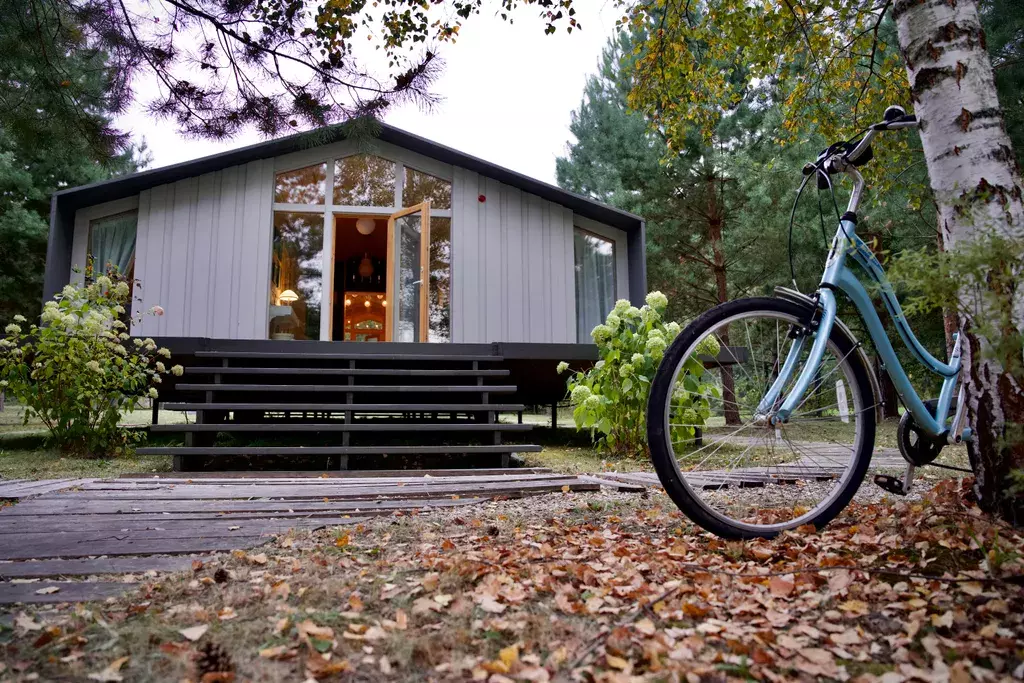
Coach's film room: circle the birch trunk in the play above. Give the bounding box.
[895,0,1024,522]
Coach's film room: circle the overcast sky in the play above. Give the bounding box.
[117,3,619,185]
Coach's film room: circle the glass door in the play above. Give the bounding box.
[386,202,430,342]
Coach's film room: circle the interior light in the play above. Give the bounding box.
[344,298,352,306]
[279,289,299,304]
[356,217,376,235]
[382,300,387,307]
[364,300,371,308]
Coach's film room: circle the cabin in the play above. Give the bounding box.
[44,124,647,470]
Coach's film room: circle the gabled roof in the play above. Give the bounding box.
[53,122,643,233]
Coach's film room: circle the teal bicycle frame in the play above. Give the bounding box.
[755,124,966,442]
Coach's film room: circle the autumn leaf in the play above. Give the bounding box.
[259,645,297,660]
[178,625,209,642]
[478,596,506,613]
[87,656,129,682]
[768,575,795,598]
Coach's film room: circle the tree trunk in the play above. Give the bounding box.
[895,0,1024,522]
[707,174,741,425]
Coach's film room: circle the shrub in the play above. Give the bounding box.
[559,292,719,458]
[0,269,181,457]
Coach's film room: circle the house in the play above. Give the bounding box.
[43,124,647,470]
[45,124,646,347]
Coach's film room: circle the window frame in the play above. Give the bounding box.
[573,226,618,343]
[268,150,453,341]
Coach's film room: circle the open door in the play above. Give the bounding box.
[386,202,430,342]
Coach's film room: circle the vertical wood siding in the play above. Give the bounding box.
[451,167,581,344]
[132,159,274,338]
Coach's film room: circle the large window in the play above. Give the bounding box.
[334,155,396,206]
[574,228,616,342]
[269,212,323,340]
[267,154,452,342]
[88,210,139,316]
[274,163,326,204]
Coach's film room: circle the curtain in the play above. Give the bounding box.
[89,211,138,276]
[574,230,616,342]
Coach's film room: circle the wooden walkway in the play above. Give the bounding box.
[0,469,598,604]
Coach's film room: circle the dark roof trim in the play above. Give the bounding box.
[53,122,643,232]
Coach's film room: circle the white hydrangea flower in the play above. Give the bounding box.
[645,291,668,310]
[614,299,631,314]
[149,387,159,399]
[156,361,166,373]
[666,321,681,337]
[556,361,569,374]
[61,284,77,299]
[631,353,645,365]
[12,315,26,323]
[570,385,592,404]
[583,394,601,409]
[96,275,112,291]
[171,365,184,377]
[4,324,21,335]
[605,313,621,331]
[591,324,613,343]
[114,281,130,298]
[619,363,633,378]
[85,360,103,373]
[158,348,171,358]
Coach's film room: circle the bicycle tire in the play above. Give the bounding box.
[647,297,877,539]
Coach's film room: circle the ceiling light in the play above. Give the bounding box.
[356,217,376,235]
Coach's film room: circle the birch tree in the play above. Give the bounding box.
[622,0,1024,520]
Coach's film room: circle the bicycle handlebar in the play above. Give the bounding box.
[802,106,918,179]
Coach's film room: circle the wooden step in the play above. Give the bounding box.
[162,403,527,412]
[184,367,510,377]
[117,467,552,479]
[150,423,534,433]
[136,444,542,456]
[195,351,502,362]
[175,384,518,393]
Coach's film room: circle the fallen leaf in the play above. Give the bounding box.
[478,596,506,613]
[218,607,237,621]
[606,654,630,670]
[349,593,364,612]
[395,609,408,630]
[768,575,795,598]
[15,613,43,632]
[87,656,129,682]
[247,553,268,565]
[499,644,520,668]
[259,646,297,660]
[561,485,570,493]
[34,586,61,595]
[178,625,209,642]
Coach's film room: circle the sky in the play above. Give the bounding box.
[117,3,620,185]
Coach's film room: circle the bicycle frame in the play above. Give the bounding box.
[758,147,963,440]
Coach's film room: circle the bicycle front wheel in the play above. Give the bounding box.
[647,297,876,539]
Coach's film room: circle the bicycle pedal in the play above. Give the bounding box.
[873,474,908,496]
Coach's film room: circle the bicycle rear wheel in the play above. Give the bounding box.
[647,297,876,539]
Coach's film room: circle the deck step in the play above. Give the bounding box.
[137,444,543,456]
[151,423,534,433]
[176,383,517,393]
[162,403,526,412]
[194,351,502,362]
[184,367,510,377]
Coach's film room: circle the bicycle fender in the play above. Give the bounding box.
[773,286,883,416]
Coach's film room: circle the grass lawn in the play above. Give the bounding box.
[0,448,171,479]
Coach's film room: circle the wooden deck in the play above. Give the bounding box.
[0,469,599,604]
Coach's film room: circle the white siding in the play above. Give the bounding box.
[451,167,584,344]
[132,159,275,338]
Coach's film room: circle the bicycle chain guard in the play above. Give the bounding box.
[897,399,946,467]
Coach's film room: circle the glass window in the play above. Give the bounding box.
[404,167,452,209]
[334,155,396,206]
[88,210,138,318]
[269,212,323,340]
[88,211,138,278]
[274,163,326,204]
[428,217,451,342]
[574,228,616,343]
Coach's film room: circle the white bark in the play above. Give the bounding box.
[895,0,1024,518]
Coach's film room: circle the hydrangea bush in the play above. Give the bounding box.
[0,268,182,457]
[559,292,720,458]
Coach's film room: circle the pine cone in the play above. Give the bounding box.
[196,641,235,677]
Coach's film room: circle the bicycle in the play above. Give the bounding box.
[646,106,974,539]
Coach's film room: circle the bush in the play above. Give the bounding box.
[0,269,181,457]
[560,292,720,458]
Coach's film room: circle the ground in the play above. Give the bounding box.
[1,479,1022,682]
